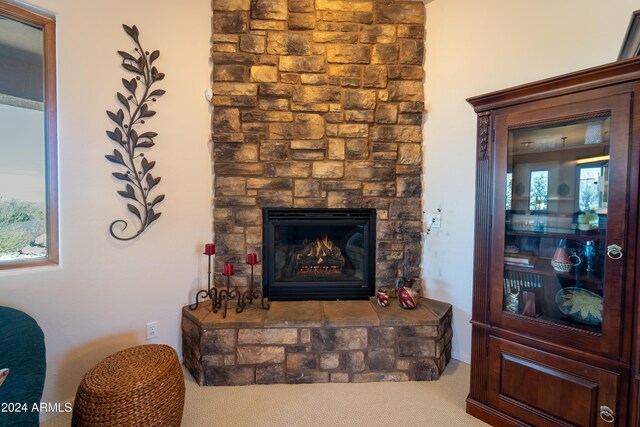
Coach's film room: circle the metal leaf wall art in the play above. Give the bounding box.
[106,24,165,241]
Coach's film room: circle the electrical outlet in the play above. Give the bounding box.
[427,213,441,228]
[146,321,158,340]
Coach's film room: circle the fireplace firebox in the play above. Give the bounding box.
[263,208,376,300]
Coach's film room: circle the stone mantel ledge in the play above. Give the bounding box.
[182,298,453,386]
[183,298,451,329]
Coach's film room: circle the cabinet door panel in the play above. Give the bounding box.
[631,377,640,426]
[490,90,631,358]
[488,337,620,427]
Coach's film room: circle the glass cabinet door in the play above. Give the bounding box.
[491,93,631,357]
[505,115,609,332]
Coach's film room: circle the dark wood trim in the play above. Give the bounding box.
[631,80,640,427]
[472,111,493,325]
[619,10,640,60]
[477,112,490,160]
[470,111,494,402]
[631,378,640,426]
[466,398,527,426]
[468,327,489,401]
[487,324,631,373]
[0,3,58,269]
[467,57,640,113]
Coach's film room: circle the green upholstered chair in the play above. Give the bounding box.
[0,306,46,426]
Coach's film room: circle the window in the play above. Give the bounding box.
[578,163,607,212]
[529,170,548,210]
[506,172,512,209]
[0,4,57,269]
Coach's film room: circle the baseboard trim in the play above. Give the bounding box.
[451,350,470,364]
[466,398,527,426]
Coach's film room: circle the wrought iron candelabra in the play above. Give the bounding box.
[212,263,240,318]
[189,244,217,311]
[189,249,269,318]
[241,254,270,312]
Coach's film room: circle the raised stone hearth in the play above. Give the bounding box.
[182,298,452,385]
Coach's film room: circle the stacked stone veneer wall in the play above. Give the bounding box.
[212,0,425,291]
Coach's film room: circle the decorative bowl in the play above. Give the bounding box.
[504,245,520,254]
[555,287,603,325]
[551,260,574,273]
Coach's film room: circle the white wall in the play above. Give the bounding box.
[0,0,212,417]
[423,0,638,363]
[2,0,637,414]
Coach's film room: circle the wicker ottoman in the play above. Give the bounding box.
[72,344,185,426]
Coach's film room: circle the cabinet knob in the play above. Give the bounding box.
[599,405,615,423]
[607,244,623,260]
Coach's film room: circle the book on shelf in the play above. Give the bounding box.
[504,253,536,267]
[504,261,536,269]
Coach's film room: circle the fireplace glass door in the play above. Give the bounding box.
[274,224,365,282]
[263,209,376,300]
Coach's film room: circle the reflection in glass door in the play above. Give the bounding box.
[503,115,610,333]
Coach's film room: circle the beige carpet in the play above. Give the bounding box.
[43,359,488,426]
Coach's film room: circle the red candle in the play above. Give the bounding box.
[223,263,234,276]
[204,243,215,255]
[247,253,258,265]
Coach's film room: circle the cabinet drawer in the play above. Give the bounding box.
[488,337,620,426]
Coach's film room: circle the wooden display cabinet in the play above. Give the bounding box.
[467,58,640,426]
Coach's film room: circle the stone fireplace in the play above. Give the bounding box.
[184,0,450,387]
[212,0,425,295]
[263,208,376,300]
[182,0,452,392]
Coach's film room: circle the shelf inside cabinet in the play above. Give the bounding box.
[506,228,602,241]
[510,141,608,157]
[504,257,601,286]
[502,311,603,335]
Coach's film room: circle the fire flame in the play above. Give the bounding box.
[306,235,334,258]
